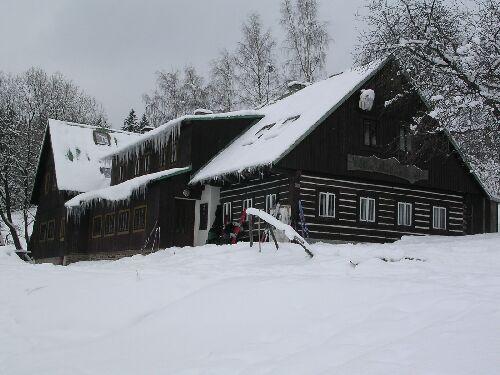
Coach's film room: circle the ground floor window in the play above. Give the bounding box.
[39,222,47,242]
[117,210,130,233]
[47,220,55,241]
[397,202,412,226]
[432,206,447,230]
[199,203,208,230]
[265,194,277,214]
[133,206,147,231]
[92,216,103,238]
[223,202,232,225]
[242,198,253,221]
[360,197,376,222]
[60,217,65,241]
[104,213,115,235]
[318,192,335,218]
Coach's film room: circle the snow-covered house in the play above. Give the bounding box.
[29,58,498,264]
[28,120,141,263]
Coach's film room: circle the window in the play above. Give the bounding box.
[199,203,208,230]
[104,213,115,236]
[223,202,232,225]
[117,210,130,234]
[397,202,412,226]
[93,130,111,146]
[363,119,377,146]
[47,220,55,241]
[134,159,141,176]
[92,216,103,238]
[319,192,335,218]
[432,206,447,230]
[133,206,147,231]
[242,198,253,221]
[59,217,65,241]
[360,197,376,222]
[144,154,150,173]
[399,126,412,152]
[39,222,47,242]
[265,194,277,214]
[255,123,276,139]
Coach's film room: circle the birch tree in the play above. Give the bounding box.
[209,50,238,112]
[235,13,281,107]
[280,0,330,82]
[0,68,107,249]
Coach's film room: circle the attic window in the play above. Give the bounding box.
[93,130,111,146]
[255,123,276,138]
[282,115,300,126]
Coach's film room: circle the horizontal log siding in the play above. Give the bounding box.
[220,174,291,222]
[300,174,465,243]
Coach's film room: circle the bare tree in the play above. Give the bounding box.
[280,0,330,82]
[209,50,238,112]
[0,68,107,250]
[182,65,210,112]
[356,0,499,197]
[235,13,281,107]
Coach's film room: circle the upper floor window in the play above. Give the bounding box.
[432,206,447,230]
[363,119,377,147]
[360,197,376,222]
[397,202,412,226]
[223,202,232,225]
[399,125,412,152]
[265,194,277,214]
[318,192,335,218]
[93,130,111,146]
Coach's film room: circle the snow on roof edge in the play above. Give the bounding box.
[101,110,264,161]
[65,166,192,213]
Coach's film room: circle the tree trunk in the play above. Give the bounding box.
[0,209,23,250]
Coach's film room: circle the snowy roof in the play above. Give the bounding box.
[102,110,263,162]
[65,167,191,212]
[190,59,389,183]
[47,119,141,193]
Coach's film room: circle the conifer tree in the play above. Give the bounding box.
[138,113,150,132]
[122,109,138,132]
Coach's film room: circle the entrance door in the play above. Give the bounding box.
[173,198,195,247]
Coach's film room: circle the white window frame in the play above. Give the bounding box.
[318,192,336,218]
[359,197,376,223]
[242,198,253,221]
[222,202,232,225]
[432,206,447,230]
[397,202,412,226]
[265,194,277,214]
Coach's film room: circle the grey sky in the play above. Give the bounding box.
[0,0,365,128]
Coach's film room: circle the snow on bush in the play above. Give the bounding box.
[359,88,375,111]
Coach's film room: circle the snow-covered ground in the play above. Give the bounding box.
[1,234,500,374]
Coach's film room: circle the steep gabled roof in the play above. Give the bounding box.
[32,120,141,199]
[190,59,389,184]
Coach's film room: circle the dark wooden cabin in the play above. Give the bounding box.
[29,59,498,264]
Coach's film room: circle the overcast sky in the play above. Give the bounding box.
[0,0,365,128]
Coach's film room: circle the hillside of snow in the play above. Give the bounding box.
[1,234,500,374]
